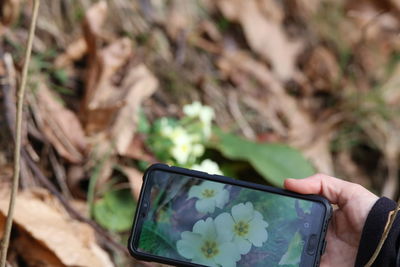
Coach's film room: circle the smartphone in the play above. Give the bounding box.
[128,164,332,267]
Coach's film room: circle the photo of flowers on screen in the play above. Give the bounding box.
[138,171,315,267]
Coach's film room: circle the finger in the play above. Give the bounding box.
[284,174,365,207]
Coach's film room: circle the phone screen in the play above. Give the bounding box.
[133,169,326,267]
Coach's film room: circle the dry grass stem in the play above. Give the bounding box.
[364,200,400,267]
[0,0,40,266]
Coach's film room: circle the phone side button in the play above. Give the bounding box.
[321,240,327,255]
[306,234,318,255]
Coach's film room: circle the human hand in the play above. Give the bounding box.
[284,174,379,267]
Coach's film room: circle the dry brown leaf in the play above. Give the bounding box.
[382,64,400,105]
[81,1,158,158]
[88,38,133,110]
[216,0,302,80]
[295,0,321,18]
[0,189,114,267]
[166,0,201,39]
[336,151,371,188]
[83,0,110,115]
[111,64,158,154]
[347,0,399,36]
[360,116,400,198]
[0,0,20,30]
[12,231,65,267]
[390,0,400,12]
[31,84,87,163]
[121,167,143,200]
[83,0,108,43]
[84,37,133,133]
[67,165,87,199]
[374,64,400,196]
[55,38,88,68]
[218,50,334,174]
[258,0,285,22]
[123,135,156,162]
[304,46,340,92]
[0,207,4,239]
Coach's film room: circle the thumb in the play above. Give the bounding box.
[284,174,370,207]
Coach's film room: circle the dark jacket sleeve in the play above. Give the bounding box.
[355,197,400,267]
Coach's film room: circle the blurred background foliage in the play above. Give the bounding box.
[1,0,400,266]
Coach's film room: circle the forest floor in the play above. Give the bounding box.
[1,0,400,266]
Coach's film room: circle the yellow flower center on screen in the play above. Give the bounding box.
[202,189,215,198]
[201,241,219,258]
[234,221,249,236]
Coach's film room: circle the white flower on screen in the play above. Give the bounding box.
[215,202,268,255]
[169,127,193,164]
[192,159,223,175]
[177,217,240,267]
[188,181,229,213]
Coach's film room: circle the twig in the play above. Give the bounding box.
[48,148,71,199]
[0,27,129,261]
[21,148,129,254]
[2,52,37,189]
[0,0,40,266]
[364,199,400,266]
[228,90,256,140]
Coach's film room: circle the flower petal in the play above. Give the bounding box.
[253,211,269,227]
[234,236,252,255]
[196,198,216,213]
[203,181,225,191]
[214,212,235,243]
[214,242,240,267]
[192,255,218,267]
[247,216,268,247]
[214,189,229,209]
[188,185,203,199]
[176,232,202,259]
[192,217,216,239]
[232,202,254,223]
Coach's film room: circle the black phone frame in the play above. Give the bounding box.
[128,163,332,267]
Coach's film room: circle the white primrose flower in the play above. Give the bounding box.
[192,159,223,175]
[177,217,241,267]
[192,144,205,157]
[199,105,214,125]
[169,127,193,165]
[159,118,174,137]
[215,202,268,255]
[183,101,215,138]
[183,101,203,117]
[188,181,229,213]
[183,101,215,124]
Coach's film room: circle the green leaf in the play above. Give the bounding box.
[139,221,178,257]
[53,69,69,85]
[278,231,303,266]
[210,129,314,187]
[93,189,136,232]
[137,108,150,134]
